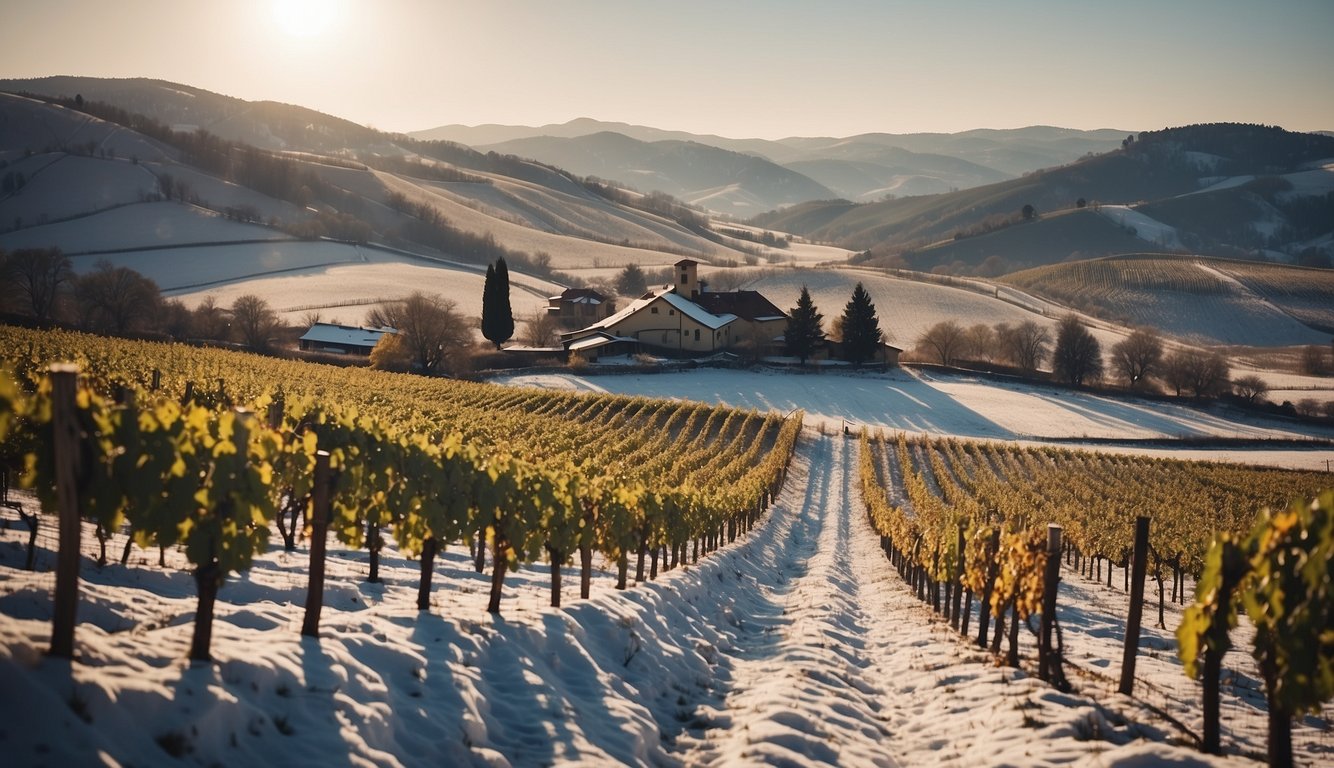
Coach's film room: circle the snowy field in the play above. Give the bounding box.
[165,247,563,325]
[497,367,1334,471]
[6,429,1316,766]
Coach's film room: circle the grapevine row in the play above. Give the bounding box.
[0,327,803,664]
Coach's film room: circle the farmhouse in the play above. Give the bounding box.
[547,287,616,329]
[561,260,788,360]
[298,322,396,355]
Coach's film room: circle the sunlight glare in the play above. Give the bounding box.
[272,0,340,39]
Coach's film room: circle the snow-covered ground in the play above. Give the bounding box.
[165,247,562,326]
[6,428,1306,767]
[0,201,290,254]
[496,367,1334,471]
[1095,205,1183,250]
[0,154,160,225]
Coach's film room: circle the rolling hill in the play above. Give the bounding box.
[0,86,771,332]
[415,119,1127,208]
[1001,254,1334,345]
[3,79,1330,358]
[478,132,838,215]
[755,124,1334,272]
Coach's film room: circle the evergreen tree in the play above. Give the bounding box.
[838,282,883,366]
[784,285,825,364]
[481,257,514,349]
[617,263,647,296]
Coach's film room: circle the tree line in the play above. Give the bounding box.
[912,315,1334,417]
[0,246,291,349]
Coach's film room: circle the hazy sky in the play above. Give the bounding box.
[2,0,1331,138]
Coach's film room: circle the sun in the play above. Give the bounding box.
[271,0,340,39]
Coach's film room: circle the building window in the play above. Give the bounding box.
[681,272,688,283]
[669,309,675,316]
[694,329,700,342]
[651,306,658,314]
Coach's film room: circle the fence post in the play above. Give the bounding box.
[1119,516,1151,696]
[1040,524,1064,685]
[151,368,161,391]
[301,451,332,638]
[49,365,82,659]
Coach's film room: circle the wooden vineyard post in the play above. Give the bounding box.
[1202,646,1222,754]
[950,526,965,631]
[48,365,82,660]
[1039,524,1065,687]
[150,368,161,391]
[1119,516,1150,696]
[301,451,332,637]
[976,529,999,648]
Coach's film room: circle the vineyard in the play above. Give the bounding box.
[1,323,1331,765]
[1001,255,1333,345]
[859,429,1332,765]
[0,325,801,663]
[1209,260,1334,332]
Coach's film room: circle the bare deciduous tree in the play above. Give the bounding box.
[2,247,72,321]
[367,292,469,374]
[961,323,997,363]
[522,309,560,348]
[1110,328,1164,389]
[1162,349,1231,397]
[230,294,283,351]
[74,260,162,334]
[1232,374,1269,404]
[917,320,966,366]
[191,296,230,341]
[996,320,1051,374]
[160,298,194,340]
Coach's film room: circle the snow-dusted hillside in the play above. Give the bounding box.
[0,202,290,254]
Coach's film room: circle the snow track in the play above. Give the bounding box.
[672,432,899,766]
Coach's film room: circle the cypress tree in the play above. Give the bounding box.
[481,258,514,349]
[839,282,883,366]
[784,285,825,364]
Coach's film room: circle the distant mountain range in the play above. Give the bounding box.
[412,119,1129,213]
